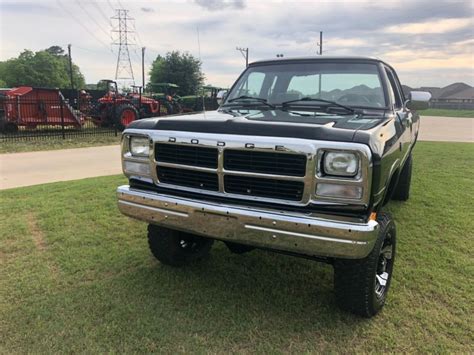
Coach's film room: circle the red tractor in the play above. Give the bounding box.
[83,80,161,130]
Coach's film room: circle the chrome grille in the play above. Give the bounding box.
[155,143,218,168]
[157,166,218,191]
[224,175,304,201]
[224,150,306,176]
[153,142,309,204]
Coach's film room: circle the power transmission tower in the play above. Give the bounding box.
[112,9,135,88]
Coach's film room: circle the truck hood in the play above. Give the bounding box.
[127,109,388,143]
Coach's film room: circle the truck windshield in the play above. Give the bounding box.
[225,62,386,109]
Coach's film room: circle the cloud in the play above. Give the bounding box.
[140,7,154,13]
[384,17,473,34]
[194,0,245,11]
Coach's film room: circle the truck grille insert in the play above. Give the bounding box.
[224,150,307,176]
[157,167,218,191]
[224,175,304,201]
[155,143,218,168]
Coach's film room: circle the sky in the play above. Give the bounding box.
[0,0,473,88]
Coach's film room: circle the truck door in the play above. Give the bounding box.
[385,67,411,161]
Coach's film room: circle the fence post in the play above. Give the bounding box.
[60,95,65,140]
[113,96,118,137]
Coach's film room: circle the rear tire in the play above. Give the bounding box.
[392,154,412,201]
[147,225,214,267]
[333,212,396,317]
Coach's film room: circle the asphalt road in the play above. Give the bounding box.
[1,116,472,190]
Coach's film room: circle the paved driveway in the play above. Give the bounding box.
[0,145,121,190]
[0,116,472,190]
[418,116,473,143]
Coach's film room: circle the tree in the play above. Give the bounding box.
[0,46,85,89]
[148,51,204,95]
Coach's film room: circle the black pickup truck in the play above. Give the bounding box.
[117,56,431,317]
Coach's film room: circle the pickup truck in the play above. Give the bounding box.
[117,56,431,317]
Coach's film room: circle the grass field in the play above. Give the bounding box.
[1,142,473,353]
[0,135,121,154]
[419,108,474,118]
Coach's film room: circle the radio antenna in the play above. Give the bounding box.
[196,26,206,117]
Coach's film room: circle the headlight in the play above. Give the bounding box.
[130,136,150,157]
[323,151,359,177]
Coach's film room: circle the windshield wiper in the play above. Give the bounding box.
[281,97,355,114]
[225,95,276,109]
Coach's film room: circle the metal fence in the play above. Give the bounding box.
[0,95,119,142]
[429,101,474,110]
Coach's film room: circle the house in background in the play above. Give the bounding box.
[402,83,474,110]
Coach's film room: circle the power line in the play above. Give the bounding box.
[75,0,112,40]
[56,0,114,53]
[90,0,113,26]
[106,0,115,11]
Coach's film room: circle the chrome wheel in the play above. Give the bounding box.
[375,234,394,298]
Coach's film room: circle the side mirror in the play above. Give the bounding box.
[216,90,228,106]
[405,91,431,110]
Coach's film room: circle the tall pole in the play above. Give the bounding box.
[236,47,249,67]
[141,47,146,90]
[67,44,74,90]
[319,31,323,55]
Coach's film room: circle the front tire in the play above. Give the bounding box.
[333,212,396,317]
[147,225,213,267]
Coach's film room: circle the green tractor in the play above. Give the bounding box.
[180,85,227,112]
[147,83,183,115]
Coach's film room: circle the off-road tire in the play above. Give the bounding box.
[392,154,412,201]
[333,212,396,317]
[147,225,214,267]
[115,104,139,131]
[224,241,255,254]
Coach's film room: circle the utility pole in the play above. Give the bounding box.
[236,47,248,67]
[318,31,323,55]
[112,9,135,88]
[141,47,146,90]
[67,44,74,90]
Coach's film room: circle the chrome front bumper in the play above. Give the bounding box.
[117,185,379,259]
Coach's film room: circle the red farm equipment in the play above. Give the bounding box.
[84,80,161,130]
[0,87,83,133]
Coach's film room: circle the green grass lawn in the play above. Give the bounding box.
[419,108,474,118]
[0,135,121,154]
[1,142,473,353]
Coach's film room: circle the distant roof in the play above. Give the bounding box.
[442,87,474,100]
[435,82,472,99]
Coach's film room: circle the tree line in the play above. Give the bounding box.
[0,46,205,96]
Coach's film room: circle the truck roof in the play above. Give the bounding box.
[249,56,392,68]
